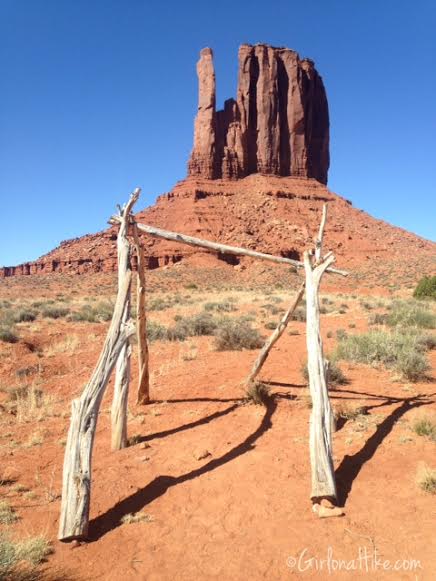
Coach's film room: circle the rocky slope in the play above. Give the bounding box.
[1,174,434,288]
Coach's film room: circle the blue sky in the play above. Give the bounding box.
[0,0,435,266]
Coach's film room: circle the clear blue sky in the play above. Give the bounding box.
[1,0,435,267]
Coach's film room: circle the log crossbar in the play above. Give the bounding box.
[109,217,348,277]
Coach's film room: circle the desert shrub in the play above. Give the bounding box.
[417,465,436,494]
[182,312,218,336]
[69,301,112,323]
[270,296,283,304]
[333,330,430,381]
[214,319,263,351]
[261,303,281,315]
[6,385,52,423]
[147,321,168,342]
[334,403,368,421]
[0,533,52,580]
[13,309,37,323]
[0,501,18,524]
[264,320,278,330]
[165,324,188,342]
[15,366,38,379]
[292,308,306,322]
[379,300,436,329]
[413,417,436,440]
[395,351,430,382]
[204,301,237,313]
[16,536,52,566]
[41,305,70,319]
[246,381,270,406]
[301,360,347,385]
[336,329,348,341]
[413,275,436,300]
[148,297,172,311]
[369,312,388,326]
[0,327,19,344]
[415,333,436,351]
[0,306,13,320]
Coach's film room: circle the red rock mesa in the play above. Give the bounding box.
[188,44,330,184]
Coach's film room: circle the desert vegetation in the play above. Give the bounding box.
[0,272,435,577]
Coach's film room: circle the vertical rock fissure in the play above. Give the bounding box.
[277,56,290,176]
[247,54,259,175]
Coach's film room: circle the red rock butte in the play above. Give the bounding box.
[188,44,329,184]
[1,44,434,285]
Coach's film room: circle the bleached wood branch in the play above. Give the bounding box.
[304,204,338,502]
[58,189,139,541]
[315,204,328,263]
[245,283,305,386]
[133,223,150,405]
[109,216,348,277]
[110,192,136,449]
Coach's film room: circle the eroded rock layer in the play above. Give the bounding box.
[188,44,330,184]
[2,176,434,287]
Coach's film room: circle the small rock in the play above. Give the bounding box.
[194,449,211,461]
[70,540,81,549]
[139,442,151,450]
[320,498,336,509]
[317,505,344,518]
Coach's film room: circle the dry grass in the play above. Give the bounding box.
[5,385,55,423]
[246,381,271,406]
[0,500,18,524]
[44,335,80,356]
[412,416,436,440]
[416,464,436,494]
[0,533,53,580]
[121,512,153,524]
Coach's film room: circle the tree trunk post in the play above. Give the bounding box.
[133,223,150,405]
[58,189,140,541]
[110,300,131,450]
[110,203,134,450]
[304,204,338,503]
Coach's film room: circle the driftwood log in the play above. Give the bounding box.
[58,190,139,541]
[109,218,348,277]
[245,282,306,386]
[133,223,150,404]
[304,204,337,501]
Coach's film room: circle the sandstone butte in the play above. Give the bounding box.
[1,44,434,285]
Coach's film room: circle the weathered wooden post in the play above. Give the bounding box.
[133,223,150,405]
[304,204,343,516]
[110,302,131,450]
[58,189,139,541]
[110,194,135,450]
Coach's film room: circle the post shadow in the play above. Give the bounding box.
[88,398,277,541]
[133,403,241,444]
[335,395,434,506]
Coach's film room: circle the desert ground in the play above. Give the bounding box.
[0,266,435,580]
